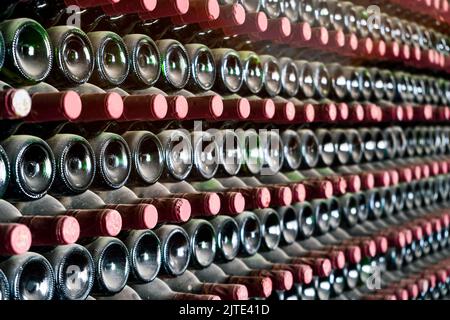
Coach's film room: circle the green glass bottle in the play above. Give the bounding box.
[87,31,130,88]
[122,34,161,89]
[0,18,53,85]
[46,26,94,87]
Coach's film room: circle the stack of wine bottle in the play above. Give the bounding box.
[0,0,449,301]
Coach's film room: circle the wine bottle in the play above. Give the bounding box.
[168,0,220,25]
[189,265,272,298]
[190,131,220,179]
[236,128,264,175]
[119,131,165,185]
[279,57,300,97]
[214,11,269,50]
[0,82,32,136]
[0,199,80,247]
[102,0,157,16]
[155,39,190,90]
[41,244,95,300]
[84,236,130,295]
[46,134,95,196]
[214,128,244,177]
[168,3,245,45]
[192,178,272,210]
[154,129,193,180]
[234,211,262,256]
[88,132,131,190]
[238,51,264,95]
[231,176,293,207]
[130,277,221,300]
[276,205,300,244]
[96,186,191,224]
[16,195,123,238]
[46,26,94,87]
[183,43,216,92]
[13,83,83,140]
[208,214,240,261]
[245,54,278,98]
[0,18,52,85]
[0,252,55,300]
[59,190,158,230]
[217,258,294,295]
[121,34,161,89]
[120,229,162,284]
[1,135,55,200]
[241,253,314,287]
[181,219,217,268]
[132,182,220,217]
[164,88,224,120]
[154,224,191,276]
[87,31,130,87]
[258,129,285,175]
[211,48,244,93]
[66,83,124,128]
[105,88,168,128]
[260,246,333,277]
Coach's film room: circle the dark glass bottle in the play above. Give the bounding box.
[84,237,130,295]
[87,31,130,88]
[121,34,161,89]
[121,131,164,186]
[238,50,264,95]
[46,26,94,88]
[182,219,217,269]
[1,135,55,201]
[0,252,55,300]
[154,224,191,276]
[157,129,193,181]
[184,43,216,92]
[46,134,96,196]
[155,39,190,91]
[208,215,241,261]
[42,244,95,300]
[88,132,131,190]
[120,229,161,284]
[0,18,53,85]
[211,48,244,94]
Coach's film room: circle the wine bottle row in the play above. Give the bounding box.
[1,161,450,300]
[0,125,449,202]
[0,18,449,107]
[2,0,449,74]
